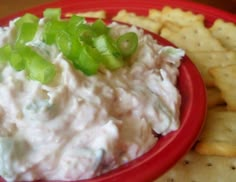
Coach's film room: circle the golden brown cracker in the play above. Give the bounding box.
[195,108,236,157]
[210,19,236,50]
[148,9,162,20]
[196,142,236,157]
[161,21,182,33]
[156,150,236,182]
[160,22,226,52]
[187,51,236,86]
[160,6,205,27]
[207,87,225,108]
[112,10,162,33]
[210,64,236,110]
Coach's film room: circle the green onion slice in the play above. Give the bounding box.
[15,13,39,30]
[10,51,25,71]
[25,49,56,84]
[56,31,73,57]
[43,20,67,45]
[1,8,140,84]
[73,46,100,75]
[91,19,109,36]
[117,32,138,57]
[67,15,85,36]
[77,24,97,45]
[15,22,38,48]
[43,8,61,20]
[0,45,12,63]
[93,35,124,70]
[56,30,83,60]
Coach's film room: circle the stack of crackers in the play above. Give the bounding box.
[67,7,236,181]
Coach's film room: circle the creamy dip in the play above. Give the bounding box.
[0,19,184,181]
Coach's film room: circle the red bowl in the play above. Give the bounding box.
[0,1,209,182]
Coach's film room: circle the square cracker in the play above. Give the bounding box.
[195,107,236,157]
[156,150,236,182]
[210,64,236,110]
[206,87,224,108]
[160,22,225,52]
[112,10,162,33]
[210,19,236,50]
[148,9,162,20]
[160,6,204,27]
[187,51,236,86]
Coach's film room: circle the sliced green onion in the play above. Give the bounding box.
[15,13,39,30]
[91,19,109,36]
[77,24,97,45]
[25,50,56,84]
[15,22,38,48]
[93,35,124,69]
[67,15,85,36]
[73,46,100,75]
[43,8,61,20]
[1,8,140,83]
[10,51,25,71]
[117,32,138,57]
[0,44,12,63]
[56,31,73,57]
[56,30,82,60]
[43,20,67,45]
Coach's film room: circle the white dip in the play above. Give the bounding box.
[0,19,184,181]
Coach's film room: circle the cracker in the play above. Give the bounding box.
[195,108,236,157]
[196,142,236,157]
[148,9,162,20]
[160,22,226,52]
[207,87,225,108]
[112,10,162,33]
[210,19,236,50]
[156,150,236,182]
[65,10,106,19]
[148,9,182,33]
[161,21,182,33]
[160,6,205,27]
[187,51,236,86]
[210,64,236,110]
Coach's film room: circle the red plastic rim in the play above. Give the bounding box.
[1,0,230,181]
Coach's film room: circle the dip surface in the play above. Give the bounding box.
[0,20,184,181]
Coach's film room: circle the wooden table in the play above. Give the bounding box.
[0,0,235,18]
